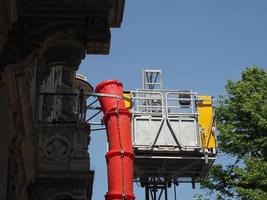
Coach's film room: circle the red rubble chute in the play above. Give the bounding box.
[95,80,135,200]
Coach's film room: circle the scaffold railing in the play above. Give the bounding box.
[37,92,133,125]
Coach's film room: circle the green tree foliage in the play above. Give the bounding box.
[201,67,267,200]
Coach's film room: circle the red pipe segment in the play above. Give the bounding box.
[95,80,126,114]
[105,150,135,200]
[105,193,135,200]
[95,80,135,200]
[103,108,133,152]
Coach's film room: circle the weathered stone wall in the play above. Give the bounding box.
[0,0,125,199]
[0,85,10,200]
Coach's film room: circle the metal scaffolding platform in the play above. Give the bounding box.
[129,69,217,200]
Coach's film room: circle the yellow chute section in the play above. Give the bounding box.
[196,96,216,150]
[123,91,132,111]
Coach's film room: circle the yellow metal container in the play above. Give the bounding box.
[196,96,216,150]
[123,91,132,111]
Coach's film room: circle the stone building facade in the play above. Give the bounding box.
[0,0,125,199]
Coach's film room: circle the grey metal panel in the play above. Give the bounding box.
[134,116,151,145]
[178,118,198,147]
[166,118,180,145]
[132,115,200,150]
[151,118,164,146]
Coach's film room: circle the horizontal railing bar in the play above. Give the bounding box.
[136,105,163,108]
[90,128,106,131]
[87,106,101,110]
[132,89,198,94]
[135,156,216,160]
[89,122,103,125]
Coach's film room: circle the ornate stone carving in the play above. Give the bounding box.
[1,8,111,69]
[43,136,71,161]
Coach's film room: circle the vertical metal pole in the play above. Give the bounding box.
[164,183,168,200]
[153,187,156,200]
[142,69,145,89]
[145,185,149,200]
[174,184,177,200]
[160,70,163,90]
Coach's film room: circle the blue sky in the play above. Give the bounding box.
[79,1,267,199]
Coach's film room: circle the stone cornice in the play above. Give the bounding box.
[1,0,125,70]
